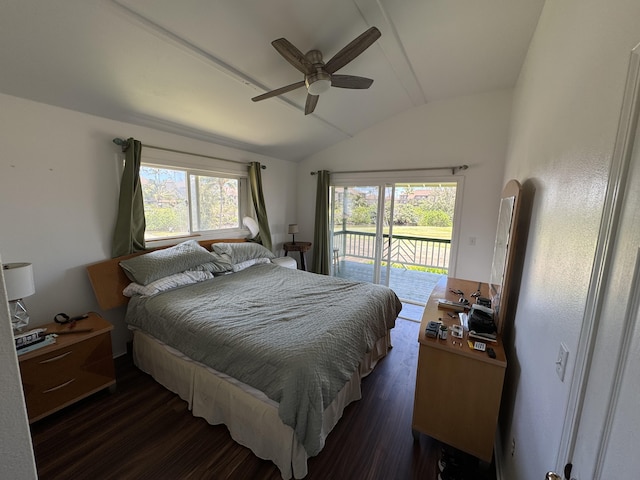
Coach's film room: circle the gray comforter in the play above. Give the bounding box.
[125,263,401,456]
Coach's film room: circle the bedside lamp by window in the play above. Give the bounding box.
[3,263,35,333]
[288,224,299,244]
[243,216,260,240]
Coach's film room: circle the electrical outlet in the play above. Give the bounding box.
[556,343,569,381]
[469,236,477,246]
[511,438,516,456]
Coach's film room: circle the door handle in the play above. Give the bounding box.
[547,462,574,479]
[39,351,73,363]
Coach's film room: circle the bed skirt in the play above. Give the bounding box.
[131,329,392,479]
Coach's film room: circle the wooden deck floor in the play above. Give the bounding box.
[334,259,442,321]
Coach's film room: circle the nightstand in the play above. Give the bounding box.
[283,241,312,271]
[17,312,116,423]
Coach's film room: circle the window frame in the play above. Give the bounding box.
[136,149,251,245]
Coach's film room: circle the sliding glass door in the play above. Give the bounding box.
[331,181,459,310]
[331,185,392,284]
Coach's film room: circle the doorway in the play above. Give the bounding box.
[330,180,460,321]
[554,44,640,479]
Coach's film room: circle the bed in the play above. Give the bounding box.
[87,239,402,479]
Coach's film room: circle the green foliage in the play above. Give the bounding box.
[193,176,239,230]
[145,206,187,233]
[349,205,376,225]
[417,185,457,217]
[333,183,456,230]
[420,210,452,227]
[350,190,370,208]
[390,203,420,225]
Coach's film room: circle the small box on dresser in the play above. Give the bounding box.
[18,312,116,423]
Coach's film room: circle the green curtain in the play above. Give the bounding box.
[311,170,330,275]
[111,138,146,258]
[248,162,272,251]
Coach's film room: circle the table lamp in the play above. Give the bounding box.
[243,217,259,240]
[2,262,35,333]
[288,224,299,244]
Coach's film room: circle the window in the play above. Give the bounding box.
[140,164,246,241]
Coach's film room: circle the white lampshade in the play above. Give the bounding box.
[3,263,35,301]
[243,216,260,239]
[288,224,299,234]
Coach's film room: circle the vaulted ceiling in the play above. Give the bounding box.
[0,0,545,161]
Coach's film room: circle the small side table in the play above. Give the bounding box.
[283,242,312,271]
[18,312,116,423]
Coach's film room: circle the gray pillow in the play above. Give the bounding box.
[191,254,233,274]
[211,242,275,264]
[120,240,214,285]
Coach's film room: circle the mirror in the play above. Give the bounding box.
[489,180,522,334]
[490,196,515,300]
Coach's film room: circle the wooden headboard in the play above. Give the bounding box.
[86,238,246,311]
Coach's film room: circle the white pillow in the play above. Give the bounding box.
[123,270,213,297]
[231,257,272,272]
[212,242,275,263]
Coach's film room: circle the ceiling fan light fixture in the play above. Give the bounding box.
[253,27,381,114]
[306,72,332,95]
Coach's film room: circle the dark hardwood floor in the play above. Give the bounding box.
[30,319,496,480]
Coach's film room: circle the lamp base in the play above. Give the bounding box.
[9,299,30,333]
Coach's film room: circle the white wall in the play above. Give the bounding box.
[498,0,640,478]
[0,253,37,479]
[0,93,296,357]
[297,89,513,281]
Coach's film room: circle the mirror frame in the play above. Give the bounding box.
[490,179,523,334]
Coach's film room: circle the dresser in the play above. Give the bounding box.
[18,312,116,423]
[412,276,507,462]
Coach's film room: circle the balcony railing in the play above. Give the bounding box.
[333,230,450,272]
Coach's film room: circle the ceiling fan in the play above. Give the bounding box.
[251,26,381,115]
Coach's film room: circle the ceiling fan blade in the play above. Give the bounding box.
[331,74,374,89]
[251,81,305,102]
[305,94,319,115]
[271,38,315,75]
[324,26,381,74]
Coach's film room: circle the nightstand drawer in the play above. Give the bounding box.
[21,356,115,421]
[20,333,112,385]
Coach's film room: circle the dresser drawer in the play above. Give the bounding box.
[19,329,115,422]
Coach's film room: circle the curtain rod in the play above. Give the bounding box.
[112,138,266,169]
[310,165,468,176]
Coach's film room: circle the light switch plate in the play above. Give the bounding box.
[556,342,569,381]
